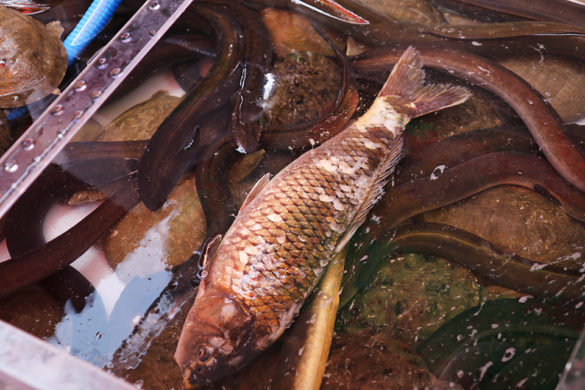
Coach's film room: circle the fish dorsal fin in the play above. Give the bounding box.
[378,46,471,118]
[240,173,271,211]
[202,234,223,271]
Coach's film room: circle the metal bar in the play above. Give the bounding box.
[0,321,136,389]
[0,0,195,219]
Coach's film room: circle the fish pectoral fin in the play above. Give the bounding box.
[335,224,360,254]
[239,173,271,211]
[202,234,223,270]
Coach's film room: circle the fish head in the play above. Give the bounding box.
[174,287,256,387]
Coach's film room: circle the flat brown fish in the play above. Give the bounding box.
[174,47,471,386]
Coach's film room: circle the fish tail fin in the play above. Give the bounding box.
[378,46,471,118]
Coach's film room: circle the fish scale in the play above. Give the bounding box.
[208,117,401,341]
[174,47,472,387]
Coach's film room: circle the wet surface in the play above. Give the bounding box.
[1,0,585,389]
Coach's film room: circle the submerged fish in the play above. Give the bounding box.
[174,47,471,386]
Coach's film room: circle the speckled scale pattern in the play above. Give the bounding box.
[206,110,405,341]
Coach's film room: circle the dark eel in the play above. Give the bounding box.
[0,167,139,299]
[392,222,585,301]
[390,126,585,228]
[341,215,585,307]
[2,165,93,309]
[0,141,147,301]
[109,33,215,103]
[353,45,585,194]
[195,132,240,237]
[213,0,273,154]
[244,0,585,61]
[55,141,145,188]
[376,151,585,232]
[431,0,585,27]
[398,126,538,184]
[425,22,585,63]
[138,3,246,211]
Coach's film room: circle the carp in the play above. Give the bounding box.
[174,46,471,386]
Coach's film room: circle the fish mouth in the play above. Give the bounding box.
[182,356,242,387]
[174,323,222,372]
[177,328,259,387]
[175,287,259,386]
[184,366,215,387]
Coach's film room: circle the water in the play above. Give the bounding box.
[1,0,585,389]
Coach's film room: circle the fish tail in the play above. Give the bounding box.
[378,46,471,118]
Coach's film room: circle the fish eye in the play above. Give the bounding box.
[196,345,211,362]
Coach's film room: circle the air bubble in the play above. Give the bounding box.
[120,32,133,43]
[430,164,446,180]
[21,139,34,151]
[501,347,516,362]
[97,57,108,70]
[148,1,160,10]
[109,67,122,77]
[73,80,87,92]
[51,104,64,116]
[90,90,103,100]
[4,161,18,173]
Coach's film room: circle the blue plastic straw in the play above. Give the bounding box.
[62,0,122,64]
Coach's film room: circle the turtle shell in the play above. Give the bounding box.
[0,5,67,108]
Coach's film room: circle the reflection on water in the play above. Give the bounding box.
[1,0,585,389]
[48,270,173,367]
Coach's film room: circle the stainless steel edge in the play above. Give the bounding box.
[0,321,137,389]
[0,0,195,219]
